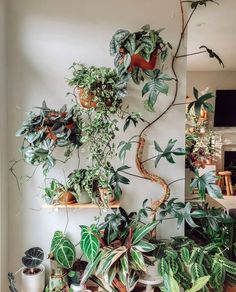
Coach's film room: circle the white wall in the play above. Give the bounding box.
[0,0,7,290]
[7,0,186,285]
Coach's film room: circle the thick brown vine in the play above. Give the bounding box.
[135,2,195,214]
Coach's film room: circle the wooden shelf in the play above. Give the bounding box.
[42,200,120,209]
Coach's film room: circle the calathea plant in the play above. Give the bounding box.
[155,236,236,292]
[15,101,82,175]
[77,199,207,291]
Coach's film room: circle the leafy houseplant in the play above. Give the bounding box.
[155,236,236,292]
[8,247,45,292]
[46,231,77,292]
[42,179,76,205]
[16,101,82,175]
[67,63,128,111]
[110,24,172,111]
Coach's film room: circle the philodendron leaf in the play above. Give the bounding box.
[22,247,44,269]
[190,170,223,200]
[80,226,100,262]
[186,275,210,292]
[54,238,76,269]
[200,45,224,67]
[187,89,214,116]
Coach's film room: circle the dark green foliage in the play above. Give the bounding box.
[22,247,44,269]
[199,46,224,68]
[8,273,18,292]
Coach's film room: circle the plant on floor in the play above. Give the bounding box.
[8,247,44,292]
[77,200,207,291]
[155,236,236,292]
[15,101,82,175]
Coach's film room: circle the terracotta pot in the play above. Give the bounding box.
[59,191,76,205]
[99,188,115,205]
[76,87,97,109]
[224,282,236,292]
[131,49,157,70]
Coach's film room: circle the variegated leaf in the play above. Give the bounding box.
[80,226,100,262]
[130,248,146,271]
[132,221,158,245]
[133,240,156,253]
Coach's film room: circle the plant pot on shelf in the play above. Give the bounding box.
[59,191,76,205]
[76,191,92,204]
[21,264,45,292]
[76,87,97,109]
[99,187,115,205]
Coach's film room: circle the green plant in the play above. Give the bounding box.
[49,231,76,269]
[67,63,128,112]
[42,179,62,205]
[15,101,82,175]
[110,25,172,111]
[77,199,208,291]
[8,247,44,292]
[155,237,236,292]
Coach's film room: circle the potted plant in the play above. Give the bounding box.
[67,63,128,111]
[110,24,168,72]
[46,231,77,292]
[67,169,92,204]
[15,101,82,175]
[42,179,76,205]
[8,247,45,292]
[110,24,172,111]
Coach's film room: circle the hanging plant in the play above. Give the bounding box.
[67,63,128,112]
[16,101,83,175]
[110,25,173,111]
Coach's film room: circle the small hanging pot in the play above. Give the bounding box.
[130,49,158,70]
[76,87,97,109]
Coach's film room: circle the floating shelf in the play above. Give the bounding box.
[42,200,120,209]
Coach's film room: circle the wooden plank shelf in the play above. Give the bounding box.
[42,200,120,209]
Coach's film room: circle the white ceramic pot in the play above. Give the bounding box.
[21,264,45,292]
[70,284,91,292]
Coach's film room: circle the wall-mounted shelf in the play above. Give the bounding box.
[42,201,120,209]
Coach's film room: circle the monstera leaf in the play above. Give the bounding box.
[22,247,44,269]
[50,230,76,269]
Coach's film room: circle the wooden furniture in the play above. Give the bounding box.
[217,171,233,196]
[206,195,236,213]
[42,201,120,209]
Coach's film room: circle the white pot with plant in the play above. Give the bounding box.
[8,247,45,292]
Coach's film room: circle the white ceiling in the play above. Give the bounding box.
[187,0,236,71]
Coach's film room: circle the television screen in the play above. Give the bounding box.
[214,90,236,127]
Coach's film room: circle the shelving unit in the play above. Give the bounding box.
[42,201,120,209]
